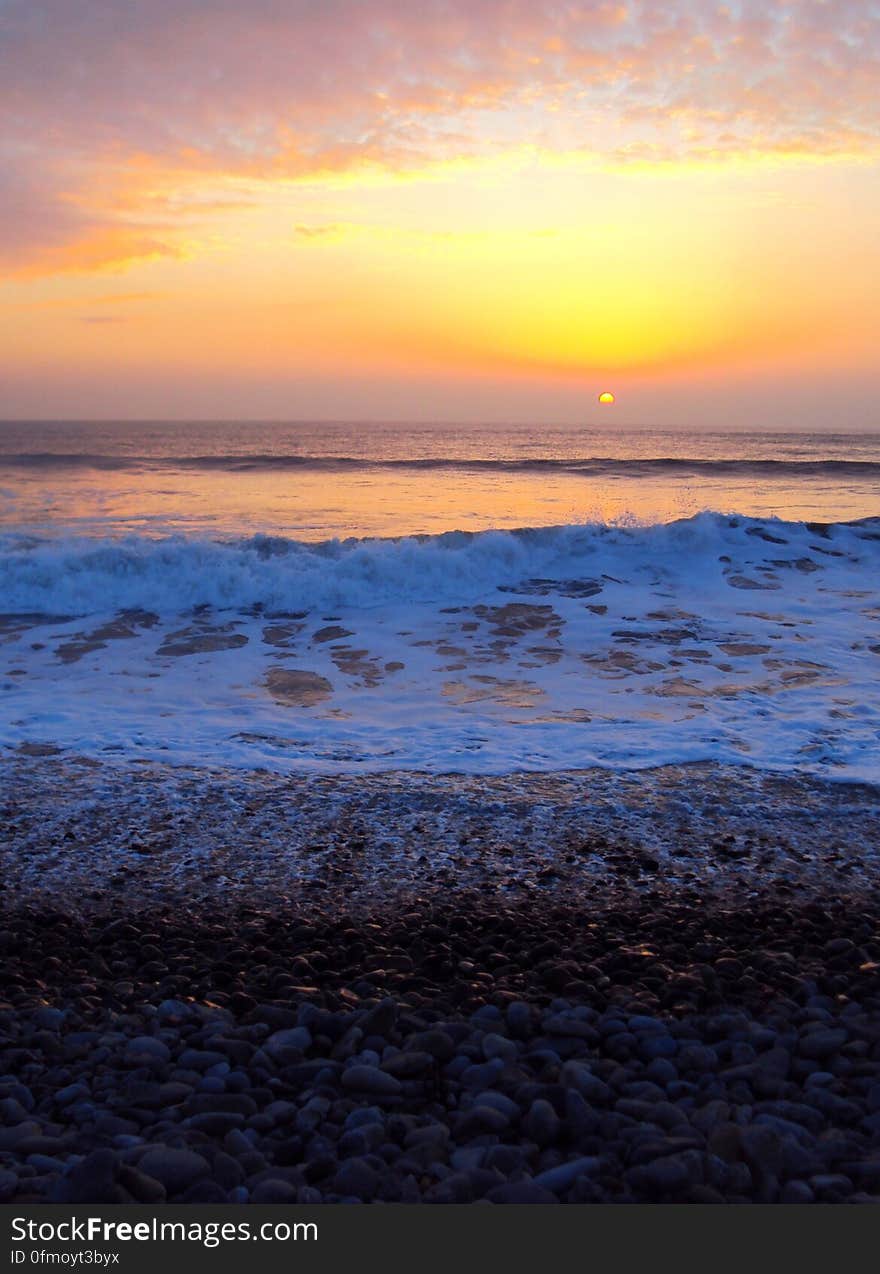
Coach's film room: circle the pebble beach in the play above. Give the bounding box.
[2,756,879,1204]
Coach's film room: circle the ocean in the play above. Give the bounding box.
[1,420,879,779]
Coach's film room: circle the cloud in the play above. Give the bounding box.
[1,1,878,275]
[0,146,180,276]
[293,223,349,241]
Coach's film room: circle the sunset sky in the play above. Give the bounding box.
[1,0,878,426]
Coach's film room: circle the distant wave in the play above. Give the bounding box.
[3,452,880,478]
[1,512,877,617]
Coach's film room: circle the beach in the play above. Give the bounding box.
[2,756,879,1203]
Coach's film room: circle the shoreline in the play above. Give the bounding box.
[2,756,878,914]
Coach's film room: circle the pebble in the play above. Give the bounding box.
[264,1027,312,1056]
[334,1157,379,1200]
[124,1037,171,1066]
[250,1178,299,1203]
[506,1003,532,1038]
[627,1151,703,1197]
[533,1157,601,1194]
[523,1099,560,1147]
[341,1065,403,1097]
[118,1166,166,1203]
[1,885,878,1208]
[456,1105,510,1139]
[52,1149,122,1204]
[381,1051,434,1078]
[406,1030,455,1061]
[482,1033,518,1063]
[137,1148,210,1195]
[799,1029,848,1060]
[361,999,397,1039]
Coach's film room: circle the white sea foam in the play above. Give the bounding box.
[0,513,874,615]
[1,515,878,780]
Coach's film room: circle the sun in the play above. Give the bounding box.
[598,391,615,404]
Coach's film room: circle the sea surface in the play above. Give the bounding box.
[1,420,879,779]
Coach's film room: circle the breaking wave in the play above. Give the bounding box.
[1,513,877,617]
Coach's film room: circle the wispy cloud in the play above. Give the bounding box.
[1,1,878,275]
[293,223,349,241]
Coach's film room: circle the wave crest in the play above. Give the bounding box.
[1,513,877,617]
[4,452,880,478]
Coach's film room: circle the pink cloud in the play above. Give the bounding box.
[1,1,878,274]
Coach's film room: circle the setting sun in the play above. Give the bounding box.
[0,2,877,424]
[598,391,616,404]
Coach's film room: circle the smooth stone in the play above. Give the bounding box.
[361,1000,397,1039]
[481,1033,518,1063]
[523,1099,561,1147]
[456,1105,510,1139]
[627,1151,703,1198]
[51,1150,122,1204]
[381,1052,434,1078]
[780,1180,815,1203]
[0,1097,33,1123]
[334,1157,379,1200]
[406,1030,455,1061]
[460,1059,504,1089]
[559,1062,611,1102]
[341,1065,403,1097]
[124,1037,171,1065]
[33,1007,66,1031]
[251,1179,299,1203]
[799,1029,848,1060]
[344,1107,384,1130]
[533,1157,601,1194]
[178,1049,227,1071]
[187,1093,258,1116]
[470,1091,520,1121]
[483,1145,528,1176]
[265,1027,312,1056]
[0,1123,45,1151]
[117,1167,166,1203]
[506,1002,532,1038]
[138,1148,210,1195]
[184,1112,246,1135]
[157,999,195,1023]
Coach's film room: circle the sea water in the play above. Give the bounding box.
[1,420,878,778]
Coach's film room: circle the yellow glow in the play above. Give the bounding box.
[1,147,878,414]
[598,391,615,403]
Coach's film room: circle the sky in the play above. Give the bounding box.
[1,0,879,426]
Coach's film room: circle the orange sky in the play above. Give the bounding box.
[1,1,879,426]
